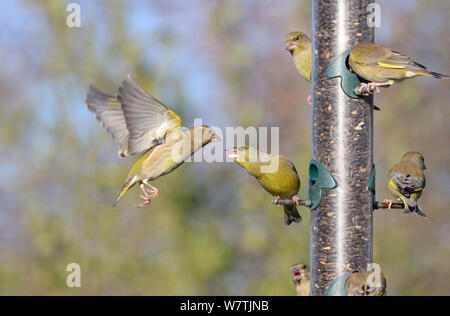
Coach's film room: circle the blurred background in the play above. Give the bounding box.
[0,0,449,295]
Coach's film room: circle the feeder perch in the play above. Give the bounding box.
[308,160,338,210]
[324,271,353,296]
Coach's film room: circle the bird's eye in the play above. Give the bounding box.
[295,36,300,41]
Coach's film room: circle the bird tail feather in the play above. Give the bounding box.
[284,205,302,225]
[401,197,426,218]
[113,176,137,207]
[429,71,450,79]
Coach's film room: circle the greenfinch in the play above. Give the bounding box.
[387,152,427,217]
[86,75,220,207]
[290,263,310,296]
[284,31,312,83]
[227,145,302,225]
[345,271,387,296]
[349,42,449,94]
[284,31,312,104]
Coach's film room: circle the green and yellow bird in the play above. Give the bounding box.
[227,145,302,225]
[86,75,220,207]
[290,263,310,296]
[345,271,387,296]
[284,31,312,104]
[284,31,312,84]
[387,152,427,217]
[350,42,449,94]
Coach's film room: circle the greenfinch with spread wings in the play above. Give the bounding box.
[387,152,427,217]
[227,145,302,225]
[86,75,220,207]
[350,42,449,94]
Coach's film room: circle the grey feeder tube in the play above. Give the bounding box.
[310,0,375,296]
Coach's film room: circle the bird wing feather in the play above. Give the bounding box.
[389,171,425,197]
[354,44,427,70]
[85,86,130,157]
[118,75,183,156]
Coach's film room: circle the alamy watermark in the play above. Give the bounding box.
[367,3,381,28]
[66,263,81,288]
[66,2,81,28]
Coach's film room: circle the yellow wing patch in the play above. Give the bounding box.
[377,62,406,69]
[389,180,398,190]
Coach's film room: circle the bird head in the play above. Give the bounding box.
[202,126,221,143]
[402,152,426,170]
[290,263,309,285]
[284,31,311,55]
[226,145,251,162]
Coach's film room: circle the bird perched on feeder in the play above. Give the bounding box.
[290,263,310,296]
[284,31,312,104]
[345,270,387,296]
[227,145,302,225]
[386,152,427,217]
[349,42,450,95]
[86,75,220,207]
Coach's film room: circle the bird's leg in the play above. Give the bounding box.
[272,196,282,206]
[292,195,301,206]
[307,95,312,105]
[367,82,392,93]
[144,181,159,199]
[382,199,394,209]
[136,182,159,208]
[357,83,371,96]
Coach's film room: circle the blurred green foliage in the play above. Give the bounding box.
[0,0,449,295]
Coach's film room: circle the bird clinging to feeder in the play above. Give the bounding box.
[290,263,310,296]
[227,145,302,225]
[345,270,387,296]
[386,152,427,217]
[284,31,312,104]
[349,42,450,95]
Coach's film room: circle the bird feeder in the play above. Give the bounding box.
[310,0,375,296]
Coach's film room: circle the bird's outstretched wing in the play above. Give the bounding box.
[118,75,183,156]
[85,87,130,157]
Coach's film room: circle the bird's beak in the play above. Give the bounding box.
[212,135,221,142]
[285,40,295,52]
[225,148,238,159]
[423,163,427,170]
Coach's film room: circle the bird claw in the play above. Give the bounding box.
[136,187,159,208]
[272,196,282,206]
[357,83,379,96]
[136,198,151,208]
[292,196,301,206]
[382,199,394,209]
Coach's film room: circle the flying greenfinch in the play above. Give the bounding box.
[345,270,387,296]
[349,42,449,94]
[387,152,427,217]
[86,75,220,207]
[284,31,312,104]
[290,263,310,296]
[227,145,302,225]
